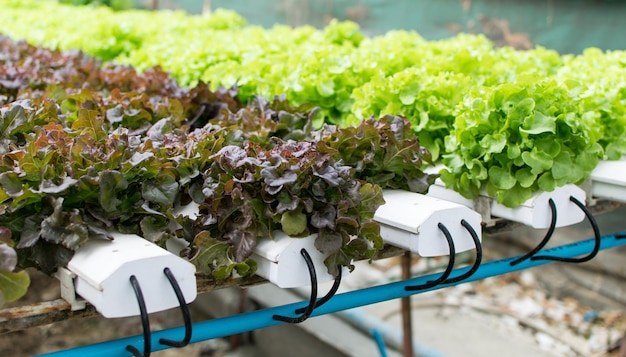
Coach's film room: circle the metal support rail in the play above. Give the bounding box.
[0,274,267,334]
[38,232,626,357]
[0,249,408,334]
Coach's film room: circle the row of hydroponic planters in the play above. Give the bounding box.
[0,35,435,305]
[1,1,626,301]
[1,0,625,209]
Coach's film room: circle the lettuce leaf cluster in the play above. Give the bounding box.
[2,1,625,209]
[0,228,29,308]
[0,36,435,299]
[441,79,603,207]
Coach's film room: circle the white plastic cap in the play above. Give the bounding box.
[252,231,340,288]
[375,190,482,256]
[68,232,197,318]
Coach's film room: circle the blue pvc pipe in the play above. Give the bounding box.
[341,308,447,357]
[371,328,388,357]
[39,232,626,357]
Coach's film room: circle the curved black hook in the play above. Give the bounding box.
[295,265,342,314]
[531,196,601,263]
[442,219,483,284]
[405,222,456,291]
[272,249,318,323]
[510,198,558,266]
[159,267,192,348]
[126,275,151,357]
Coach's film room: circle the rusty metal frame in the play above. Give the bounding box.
[0,243,410,334]
[0,274,267,334]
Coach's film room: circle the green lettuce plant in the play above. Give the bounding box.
[0,228,29,308]
[3,0,625,207]
[441,78,603,207]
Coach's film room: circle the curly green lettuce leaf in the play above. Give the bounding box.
[0,228,29,306]
[442,79,603,207]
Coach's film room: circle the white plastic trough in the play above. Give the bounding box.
[374,189,482,257]
[67,232,197,318]
[425,172,586,229]
[590,159,626,203]
[252,231,340,289]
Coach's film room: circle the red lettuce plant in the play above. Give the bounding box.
[0,36,435,287]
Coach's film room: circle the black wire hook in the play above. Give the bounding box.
[531,196,601,263]
[294,265,342,314]
[126,275,151,357]
[510,198,558,266]
[159,267,192,348]
[442,219,483,284]
[405,222,456,291]
[272,249,318,324]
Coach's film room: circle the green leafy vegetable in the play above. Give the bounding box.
[2,0,626,210]
[0,35,435,284]
[0,227,29,306]
[442,79,603,207]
